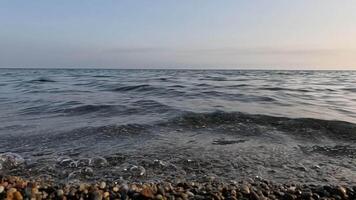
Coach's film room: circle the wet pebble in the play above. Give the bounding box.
[57,189,64,197]
[100,181,106,189]
[241,184,250,194]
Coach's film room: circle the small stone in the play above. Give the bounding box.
[69,189,77,196]
[92,190,103,200]
[14,191,24,200]
[103,191,110,198]
[157,185,165,196]
[181,193,188,200]
[57,189,64,197]
[42,191,48,199]
[112,186,119,192]
[186,191,194,197]
[141,187,154,198]
[79,184,86,191]
[337,186,347,198]
[99,181,106,189]
[287,186,296,193]
[231,189,237,197]
[7,188,17,199]
[130,184,139,192]
[241,184,250,194]
[155,194,164,200]
[0,185,4,193]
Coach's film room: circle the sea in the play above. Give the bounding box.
[0,69,355,185]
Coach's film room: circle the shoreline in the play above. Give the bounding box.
[0,176,355,200]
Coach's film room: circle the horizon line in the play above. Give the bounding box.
[0,66,356,71]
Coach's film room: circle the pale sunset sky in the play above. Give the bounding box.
[0,0,355,69]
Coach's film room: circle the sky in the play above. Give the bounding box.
[0,0,356,70]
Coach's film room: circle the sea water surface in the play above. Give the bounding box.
[0,69,355,184]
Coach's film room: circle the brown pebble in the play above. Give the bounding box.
[79,184,86,191]
[14,191,23,200]
[103,191,110,198]
[241,184,250,194]
[7,188,17,199]
[141,187,154,198]
[337,186,347,198]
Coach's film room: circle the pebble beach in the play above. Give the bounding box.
[1,176,355,200]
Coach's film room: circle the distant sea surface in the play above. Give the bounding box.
[0,69,355,184]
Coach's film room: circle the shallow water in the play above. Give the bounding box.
[0,69,355,184]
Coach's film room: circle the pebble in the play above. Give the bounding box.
[186,191,194,197]
[103,191,110,198]
[79,183,86,191]
[99,181,106,189]
[140,187,154,198]
[0,185,4,193]
[92,190,103,200]
[241,184,250,194]
[57,189,64,197]
[112,186,119,192]
[337,186,347,198]
[14,191,24,200]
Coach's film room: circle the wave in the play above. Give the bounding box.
[199,77,227,81]
[62,104,123,115]
[91,75,114,78]
[343,88,356,92]
[19,100,178,117]
[201,91,277,102]
[131,100,176,113]
[19,103,123,116]
[111,84,153,92]
[109,84,187,98]
[62,123,149,139]
[169,85,185,88]
[259,87,310,92]
[29,77,56,83]
[196,83,211,87]
[227,84,250,88]
[167,111,356,141]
